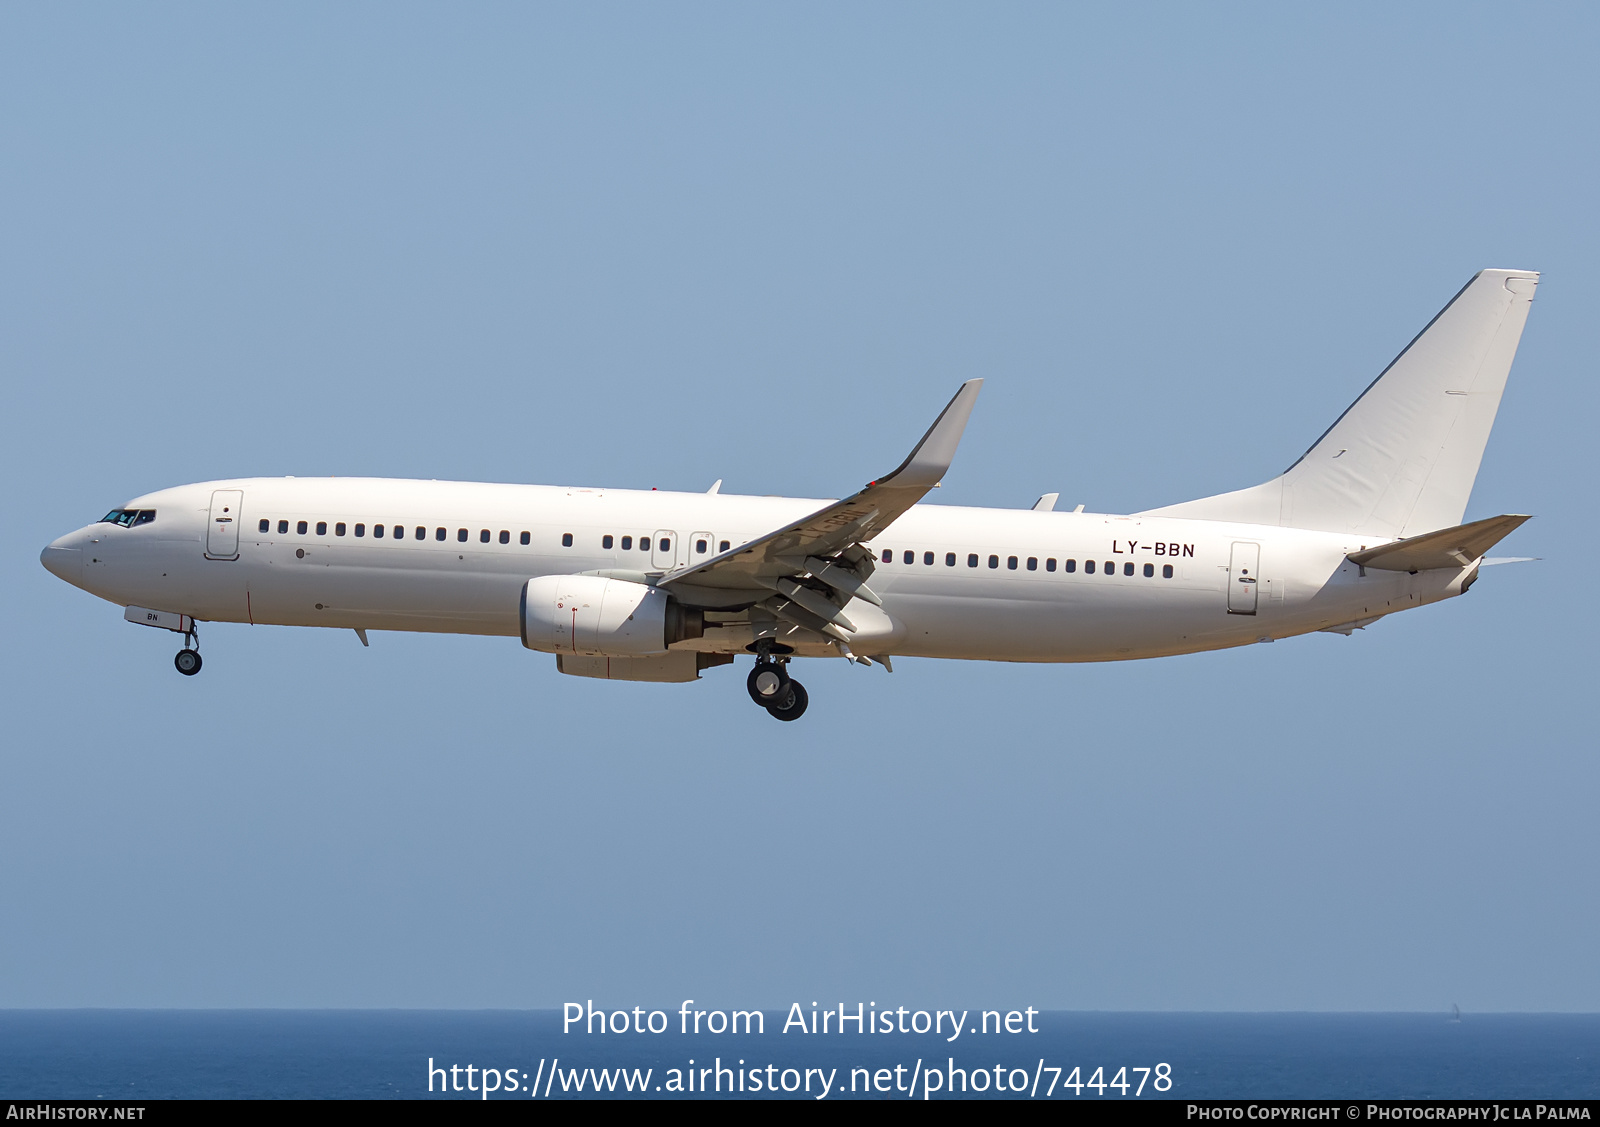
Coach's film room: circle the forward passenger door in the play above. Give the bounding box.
[205,489,244,560]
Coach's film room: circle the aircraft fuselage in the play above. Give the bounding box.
[42,476,1467,664]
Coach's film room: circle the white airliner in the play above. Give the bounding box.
[41,269,1538,721]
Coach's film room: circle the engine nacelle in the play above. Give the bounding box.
[520,575,702,656]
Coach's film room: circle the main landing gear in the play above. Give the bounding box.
[746,645,807,721]
[174,626,202,677]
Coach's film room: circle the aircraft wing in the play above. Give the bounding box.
[1346,513,1531,572]
[657,379,982,644]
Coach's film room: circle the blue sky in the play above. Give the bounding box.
[2,3,1596,1010]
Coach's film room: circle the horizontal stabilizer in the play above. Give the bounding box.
[1347,513,1530,572]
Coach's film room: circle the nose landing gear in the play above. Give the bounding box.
[174,627,202,676]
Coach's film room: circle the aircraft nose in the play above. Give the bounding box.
[40,537,82,584]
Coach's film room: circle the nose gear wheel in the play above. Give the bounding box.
[174,625,202,676]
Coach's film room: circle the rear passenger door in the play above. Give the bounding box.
[1227,541,1260,615]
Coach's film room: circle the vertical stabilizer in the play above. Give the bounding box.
[1140,270,1537,537]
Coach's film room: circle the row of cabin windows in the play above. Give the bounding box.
[261,519,534,546]
[258,521,736,556]
[880,547,1174,579]
[597,535,733,554]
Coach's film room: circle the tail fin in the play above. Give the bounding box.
[1140,269,1538,537]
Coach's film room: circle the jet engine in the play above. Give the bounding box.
[520,575,703,656]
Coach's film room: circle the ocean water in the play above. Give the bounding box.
[0,1011,1595,1100]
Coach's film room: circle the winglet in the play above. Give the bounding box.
[658,380,984,593]
[870,379,983,489]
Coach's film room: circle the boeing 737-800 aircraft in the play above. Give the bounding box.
[41,270,1538,721]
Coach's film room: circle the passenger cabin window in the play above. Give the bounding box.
[259,519,270,533]
[1086,560,1096,574]
[1123,562,1134,576]
[279,520,289,534]
[904,550,914,565]
[480,530,490,543]
[946,552,956,566]
[297,521,308,535]
[639,537,651,551]
[924,551,934,565]
[696,539,708,553]
[989,555,999,569]
[499,530,510,544]
[659,538,670,552]
[1064,558,1076,572]
[882,549,892,563]
[317,521,328,535]
[435,527,446,541]
[521,532,530,545]
[374,524,385,537]
[355,524,366,537]
[1144,563,1154,577]
[457,529,467,542]
[968,554,979,568]
[1007,556,1018,570]
[603,535,614,550]
[414,526,425,540]
[720,540,730,552]
[335,523,346,536]
[561,533,573,547]
[621,536,632,550]
[394,525,405,539]
[1163,564,1174,578]
[1104,561,1114,575]
[1045,558,1056,572]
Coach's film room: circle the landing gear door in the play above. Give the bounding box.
[651,530,678,572]
[1227,541,1260,615]
[206,489,244,560]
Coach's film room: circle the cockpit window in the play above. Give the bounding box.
[100,509,155,527]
